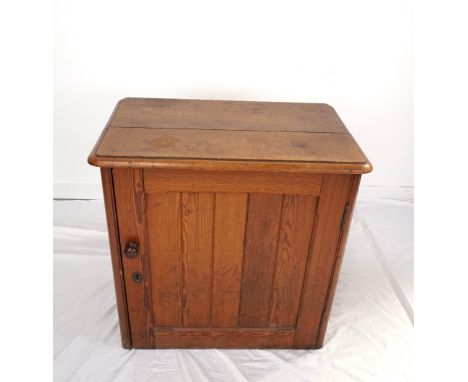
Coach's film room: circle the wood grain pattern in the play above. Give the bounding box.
[144,169,321,195]
[315,174,361,347]
[112,168,155,348]
[181,192,214,327]
[111,98,347,133]
[89,98,373,174]
[146,192,183,327]
[211,193,248,327]
[294,174,352,348]
[96,127,368,164]
[154,327,295,348]
[91,99,371,349]
[100,168,132,349]
[239,194,283,327]
[269,195,318,327]
[90,156,372,174]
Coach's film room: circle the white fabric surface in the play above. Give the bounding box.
[54,192,413,381]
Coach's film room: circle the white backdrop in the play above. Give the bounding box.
[54,0,413,199]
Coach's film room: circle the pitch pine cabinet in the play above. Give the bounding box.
[88,98,372,349]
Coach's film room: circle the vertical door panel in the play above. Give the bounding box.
[180,192,214,327]
[238,194,284,327]
[146,192,183,327]
[211,193,248,327]
[268,195,318,327]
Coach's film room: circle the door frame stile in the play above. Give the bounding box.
[100,168,132,349]
[293,174,353,348]
[315,174,361,347]
[137,168,156,347]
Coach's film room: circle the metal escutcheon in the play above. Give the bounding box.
[132,272,143,283]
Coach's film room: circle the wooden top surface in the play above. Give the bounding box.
[88,98,372,173]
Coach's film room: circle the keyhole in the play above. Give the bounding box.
[132,272,143,283]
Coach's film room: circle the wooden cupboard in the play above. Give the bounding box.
[89,98,372,349]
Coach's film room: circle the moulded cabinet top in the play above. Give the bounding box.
[88,98,372,174]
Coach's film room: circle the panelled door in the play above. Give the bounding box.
[110,168,355,348]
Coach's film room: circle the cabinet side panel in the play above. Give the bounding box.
[112,168,155,348]
[239,194,283,327]
[181,192,214,327]
[294,174,352,348]
[146,192,183,327]
[211,193,248,327]
[100,168,132,349]
[315,174,361,347]
[268,195,318,327]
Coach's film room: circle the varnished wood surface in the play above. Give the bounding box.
[100,169,132,349]
[180,192,214,327]
[315,174,362,347]
[144,189,322,330]
[95,127,368,166]
[111,98,347,133]
[92,99,372,349]
[146,192,183,327]
[102,166,364,349]
[88,98,372,174]
[143,169,322,195]
[211,193,247,327]
[238,194,284,327]
[269,195,318,327]
[294,174,352,348]
[112,169,155,348]
[154,327,295,349]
